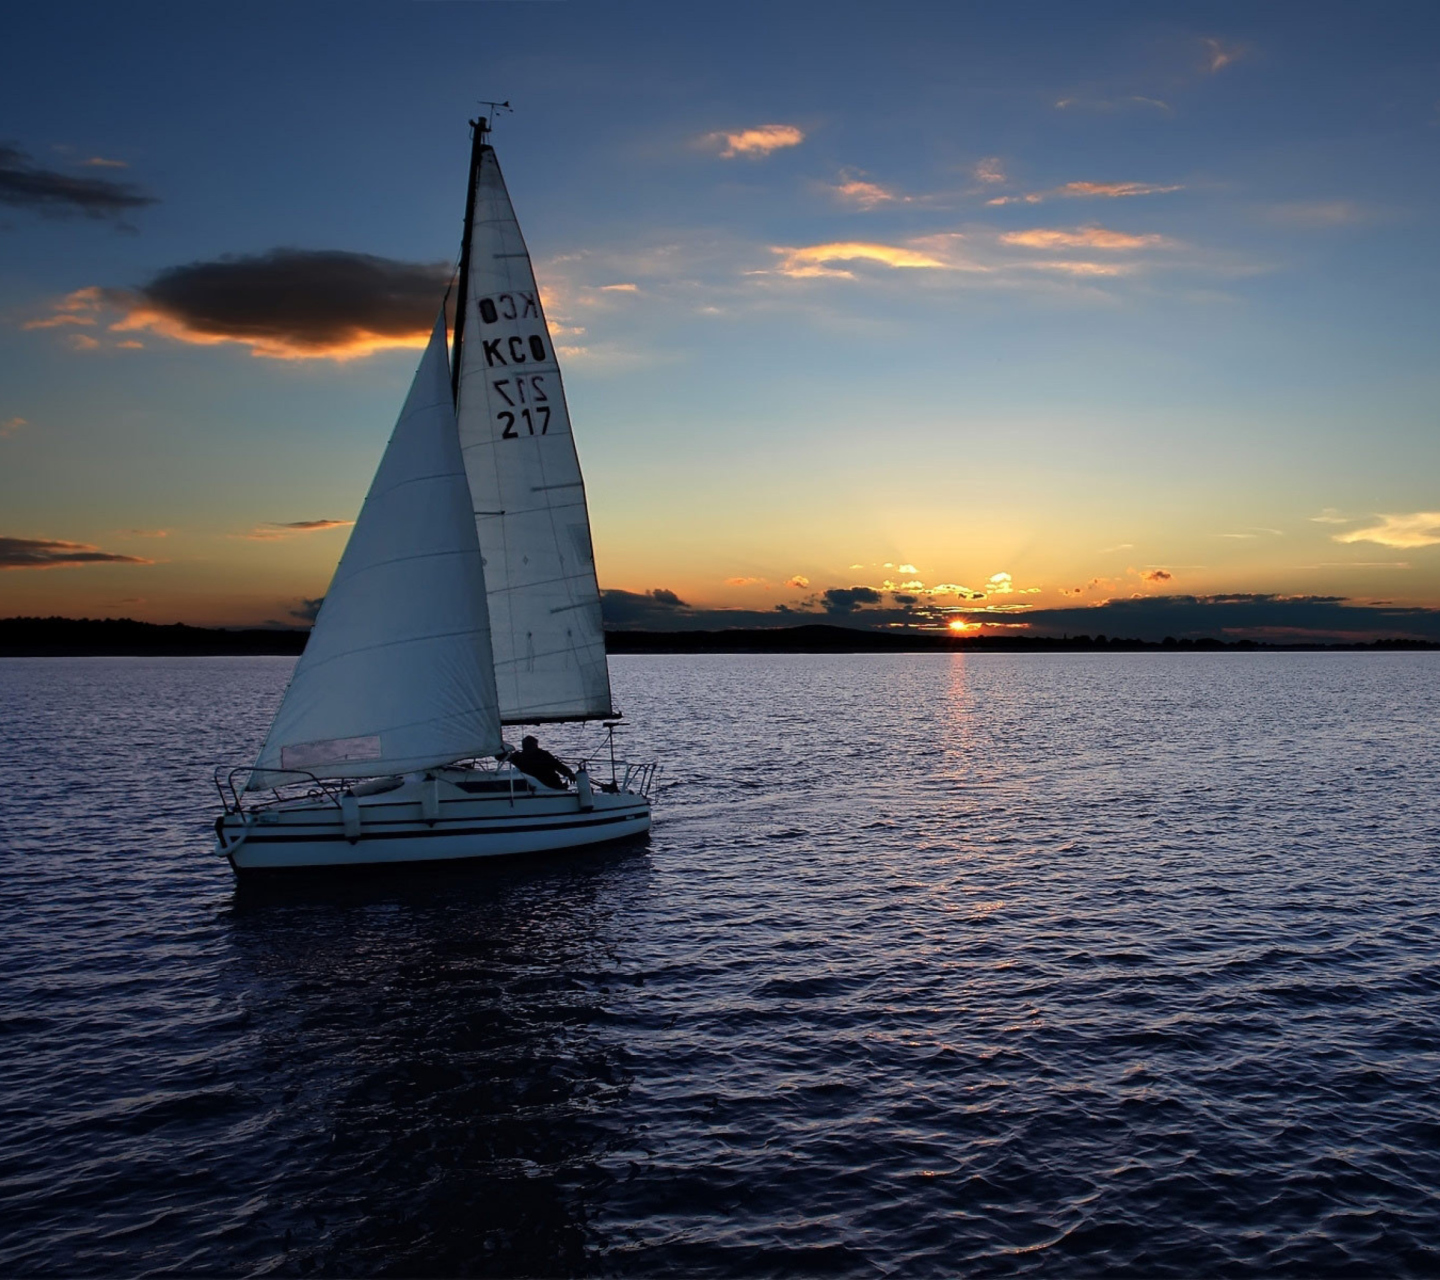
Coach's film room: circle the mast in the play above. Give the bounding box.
[450,116,490,403]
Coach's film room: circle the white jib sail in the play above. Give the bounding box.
[454,143,615,723]
[249,314,504,788]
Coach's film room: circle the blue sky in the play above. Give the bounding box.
[2,1,1438,639]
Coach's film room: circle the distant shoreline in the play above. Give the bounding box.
[1,616,1435,657]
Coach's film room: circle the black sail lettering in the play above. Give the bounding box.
[528,334,547,361]
[478,298,498,324]
[519,291,538,317]
[499,293,518,320]
[508,335,527,363]
[482,338,505,366]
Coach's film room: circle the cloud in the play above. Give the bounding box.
[1266,200,1368,228]
[703,124,805,159]
[1,416,27,439]
[1055,96,1173,114]
[898,565,917,575]
[830,170,901,209]
[1202,37,1246,74]
[1000,227,1170,250]
[289,596,324,623]
[82,156,129,169]
[0,143,156,221]
[23,286,104,330]
[1016,594,1440,644]
[990,181,1183,207]
[771,241,951,279]
[0,536,154,570]
[785,575,810,589]
[822,586,883,614]
[1142,569,1173,583]
[987,572,1014,595]
[107,250,450,360]
[1310,508,1352,524]
[123,528,169,538]
[600,587,693,628]
[1334,512,1440,549]
[725,576,765,586]
[239,519,354,541]
[974,158,1006,185]
[1055,181,1184,199]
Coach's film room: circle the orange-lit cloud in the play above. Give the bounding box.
[598,282,639,292]
[705,124,805,159]
[785,575,810,588]
[771,241,951,279]
[830,170,901,209]
[1142,569,1173,583]
[238,519,354,541]
[123,528,170,537]
[1334,512,1440,549]
[1001,227,1170,250]
[23,286,103,329]
[725,575,765,586]
[991,181,1183,206]
[1,416,27,439]
[1056,181,1184,199]
[974,158,1007,185]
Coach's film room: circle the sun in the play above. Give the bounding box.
[947,619,971,632]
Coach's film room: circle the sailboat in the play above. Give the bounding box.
[213,116,654,873]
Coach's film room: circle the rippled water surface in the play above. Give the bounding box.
[2,653,1439,1276]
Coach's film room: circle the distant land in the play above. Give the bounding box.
[2,616,1436,657]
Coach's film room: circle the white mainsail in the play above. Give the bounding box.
[249,315,504,788]
[454,142,615,723]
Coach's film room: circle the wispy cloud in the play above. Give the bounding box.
[597,282,639,292]
[1202,37,1247,74]
[703,124,805,159]
[1309,508,1352,525]
[1334,512,1440,549]
[829,169,902,209]
[1000,227,1171,250]
[123,528,170,537]
[974,157,1007,185]
[0,536,154,570]
[770,241,953,279]
[1266,200,1369,228]
[82,156,129,169]
[238,519,354,541]
[989,180,1183,207]
[1055,95,1172,114]
[0,416,27,439]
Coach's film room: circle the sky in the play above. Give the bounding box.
[3,1,1439,641]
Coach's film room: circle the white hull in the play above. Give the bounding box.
[216,773,650,873]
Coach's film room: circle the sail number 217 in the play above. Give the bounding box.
[493,376,551,438]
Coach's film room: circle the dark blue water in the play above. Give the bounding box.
[2,653,1438,1275]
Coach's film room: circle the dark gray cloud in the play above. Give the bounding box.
[598,587,1440,643]
[0,536,153,569]
[600,588,692,629]
[0,143,156,220]
[822,586,884,614]
[1010,593,1440,643]
[289,597,324,623]
[123,249,450,356]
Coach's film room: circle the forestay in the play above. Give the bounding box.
[454,143,615,723]
[248,316,504,788]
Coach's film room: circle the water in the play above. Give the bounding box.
[1,653,1438,1276]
